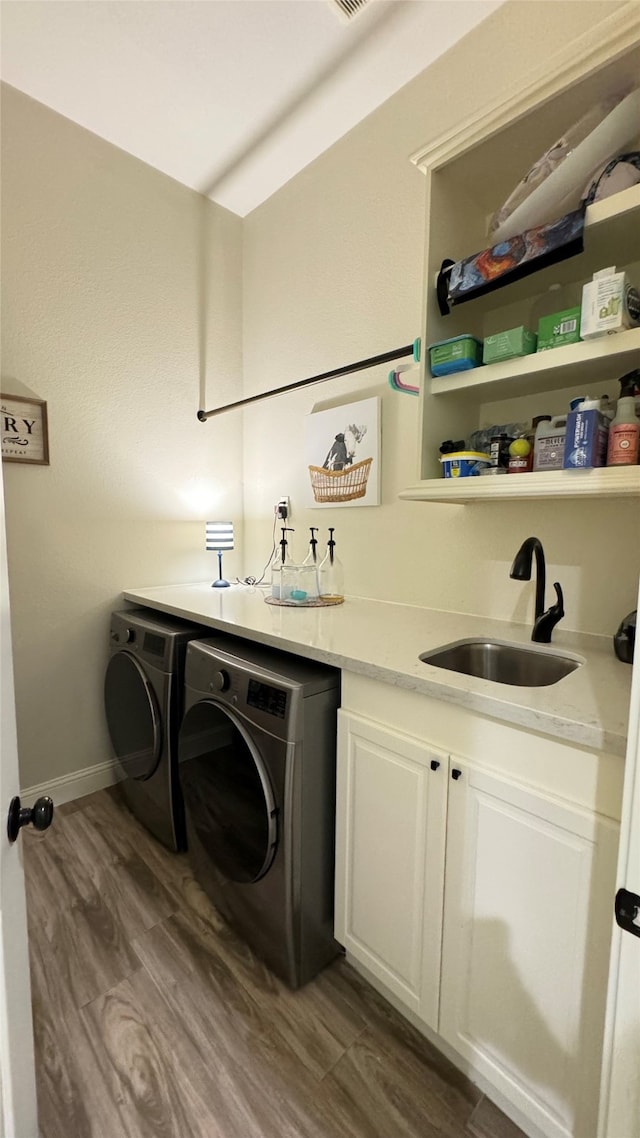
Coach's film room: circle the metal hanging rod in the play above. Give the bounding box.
[197,339,420,421]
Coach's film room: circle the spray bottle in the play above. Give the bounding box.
[318,527,344,602]
[607,370,640,466]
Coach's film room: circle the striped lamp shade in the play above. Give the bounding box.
[205,522,234,552]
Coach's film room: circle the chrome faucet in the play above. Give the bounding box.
[509,536,564,644]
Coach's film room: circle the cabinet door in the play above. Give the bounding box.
[334,711,447,1027]
[440,760,619,1138]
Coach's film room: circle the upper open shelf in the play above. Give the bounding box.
[435,184,640,327]
[399,466,640,505]
[403,16,640,505]
[431,326,640,402]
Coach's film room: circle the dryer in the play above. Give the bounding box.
[178,637,341,989]
[104,608,203,851]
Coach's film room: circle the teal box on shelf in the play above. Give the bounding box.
[428,335,483,377]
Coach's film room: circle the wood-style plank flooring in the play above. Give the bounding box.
[24,787,525,1138]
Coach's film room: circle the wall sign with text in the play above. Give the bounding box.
[1,393,49,465]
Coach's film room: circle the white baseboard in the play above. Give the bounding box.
[20,758,123,808]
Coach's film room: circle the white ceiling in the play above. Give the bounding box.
[0,0,503,216]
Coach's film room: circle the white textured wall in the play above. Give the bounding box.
[2,1,638,792]
[242,0,639,637]
[1,85,243,789]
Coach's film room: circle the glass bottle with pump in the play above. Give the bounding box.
[271,527,294,599]
[318,528,344,602]
[303,527,319,567]
[291,526,320,602]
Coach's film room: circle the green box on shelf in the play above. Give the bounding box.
[537,307,581,351]
[482,326,537,365]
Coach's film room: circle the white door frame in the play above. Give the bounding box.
[0,457,38,1137]
[598,577,640,1137]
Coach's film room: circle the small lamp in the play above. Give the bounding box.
[206,521,234,588]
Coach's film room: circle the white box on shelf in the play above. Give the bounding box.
[581,266,640,338]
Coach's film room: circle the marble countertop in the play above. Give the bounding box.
[122,583,631,757]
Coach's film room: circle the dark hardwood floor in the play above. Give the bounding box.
[24,787,525,1138]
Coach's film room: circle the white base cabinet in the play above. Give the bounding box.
[335,706,620,1138]
[334,711,447,1029]
[440,760,619,1138]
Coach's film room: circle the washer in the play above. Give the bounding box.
[178,636,341,989]
[104,608,203,851]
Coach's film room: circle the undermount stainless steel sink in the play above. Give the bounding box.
[419,639,582,687]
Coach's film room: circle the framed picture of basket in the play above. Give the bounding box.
[304,396,380,508]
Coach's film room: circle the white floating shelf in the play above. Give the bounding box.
[430,327,640,401]
[581,181,640,262]
[399,466,640,505]
[587,182,640,229]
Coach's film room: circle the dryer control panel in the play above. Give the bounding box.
[247,679,287,719]
[184,636,339,744]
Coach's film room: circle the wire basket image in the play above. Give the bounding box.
[308,457,372,503]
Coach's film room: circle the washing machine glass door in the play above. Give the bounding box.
[179,700,277,884]
[104,652,162,780]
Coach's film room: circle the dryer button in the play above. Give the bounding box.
[113,628,134,645]
[211,670,230,693]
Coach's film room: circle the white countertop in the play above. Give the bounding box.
[122,583,631,757]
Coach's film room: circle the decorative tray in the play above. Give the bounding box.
[265,596,344,608]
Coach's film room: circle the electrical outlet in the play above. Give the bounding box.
[276,496,290,520]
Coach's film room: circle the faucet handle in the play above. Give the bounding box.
[533,581,564,644]
[551,581,564,612]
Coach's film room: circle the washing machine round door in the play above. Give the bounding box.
[179,700,277,884]
[104,652,162,780]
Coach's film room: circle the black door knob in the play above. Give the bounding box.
[451,769,462,780]
[7,796,54,843]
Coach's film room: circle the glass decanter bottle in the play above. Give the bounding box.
[318,527,344,602]
[271,527,294,600]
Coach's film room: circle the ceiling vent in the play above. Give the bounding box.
[328,0,372,23]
